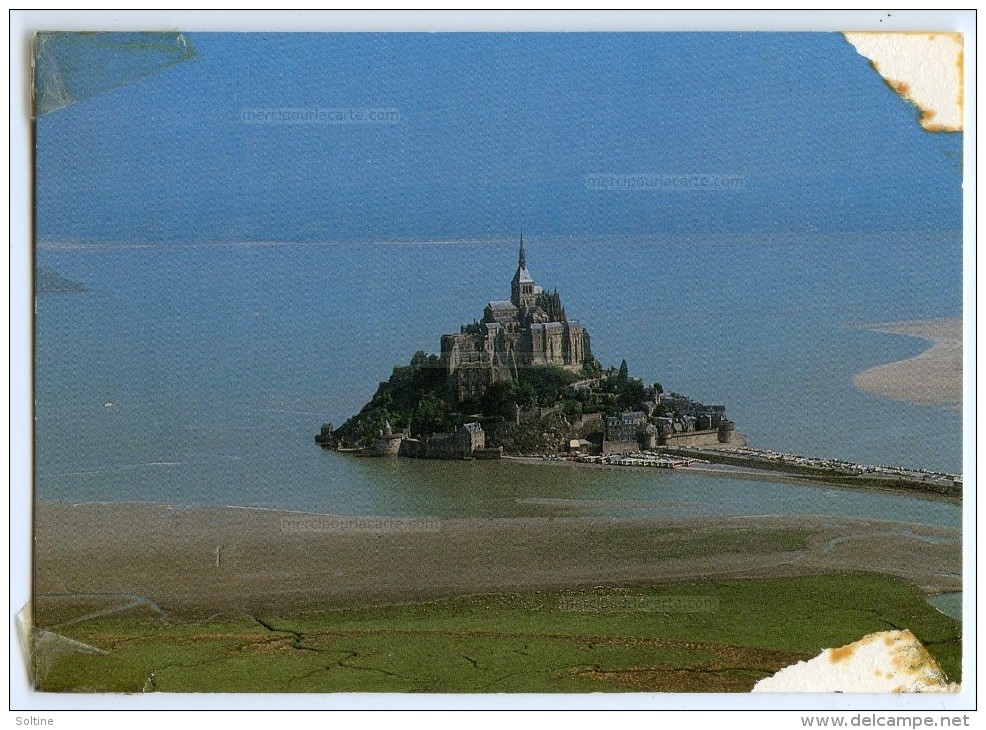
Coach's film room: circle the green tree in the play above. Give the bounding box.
[480,381,514,419]
[412,391,451,435]
[513,381,538,409]
[616,377,647,412]
[562,399,583,419]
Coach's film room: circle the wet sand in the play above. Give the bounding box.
[34,502,960,621]
[853,318,962,409]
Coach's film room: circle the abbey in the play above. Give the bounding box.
[441,234,592,401]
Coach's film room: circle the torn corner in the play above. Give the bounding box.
[752,630,960,693]
[842,32,963,133]
[32,31,196,118]
[16,603,109,690]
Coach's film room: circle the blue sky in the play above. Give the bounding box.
[35,32,962,243]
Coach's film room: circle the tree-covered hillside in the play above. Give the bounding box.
[331,351,657,449]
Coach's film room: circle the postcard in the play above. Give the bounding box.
[20,15,969,711]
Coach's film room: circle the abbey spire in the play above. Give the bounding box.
[511,231,536,308]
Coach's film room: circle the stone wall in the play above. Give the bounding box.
[474,447,503,460]
[602,439,639,455]
[422,432,469,459]
[519,405,560,423]
[660,429,722,448]
[397,430,482,460]
[574,412,604,430]
[398,439,423,458]
[374,434,403,456]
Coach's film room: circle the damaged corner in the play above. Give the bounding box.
[32,31,196,118]
[842,31,964,133]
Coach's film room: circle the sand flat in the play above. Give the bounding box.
[853,318,962,409]
[33,502,960,620]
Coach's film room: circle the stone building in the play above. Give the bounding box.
[606,411,647,442]
[441,234,592,401]
[602,411,648,455]
[373,420,405,456]
[399,422,486,460]
[458,421,486,452]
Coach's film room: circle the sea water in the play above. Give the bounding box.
[34,233,962,522]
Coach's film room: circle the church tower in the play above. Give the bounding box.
[510,231,537,308]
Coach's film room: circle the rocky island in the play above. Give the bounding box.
[318,235,735,459]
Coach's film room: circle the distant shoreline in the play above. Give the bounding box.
[853,318,962,410]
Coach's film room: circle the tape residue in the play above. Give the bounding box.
[33,31,195,117]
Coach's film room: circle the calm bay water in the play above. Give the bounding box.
[35,233,962,523]
[927,592,963,621]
